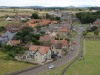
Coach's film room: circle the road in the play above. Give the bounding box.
[17,26,82,75]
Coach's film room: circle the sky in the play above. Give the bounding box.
[0,0,100,7]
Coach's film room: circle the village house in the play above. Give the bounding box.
[27,19,38,27]
[27,19,58,27]
[39,19,51,26]
[6,17,14,21]
[15,14,31,21]
[93,19,100,28]
[25,45,51,64]
[48,11,62,17]
[57,27,69,39]
[42,39,68,58]
[0,31,15,44]
[50,39,68,57]
[7,40,20,46]
[5,15,15,21]
[5,23,27,32]
[39,35,55,44]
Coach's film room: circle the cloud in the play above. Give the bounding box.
[0,0,100,7]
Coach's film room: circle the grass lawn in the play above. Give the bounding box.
[73,21,79,27]
[64,40,100,75]
[72,31,77,38]
[0,51,34,75]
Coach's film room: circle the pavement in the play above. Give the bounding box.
[17,25,82,75]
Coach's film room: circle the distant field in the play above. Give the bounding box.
[0,8,48,17]
[0,51,34,75]
[64,40,100,75]
[0,11,32,17]
[0,20,19,26]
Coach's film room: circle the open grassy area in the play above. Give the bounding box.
[73,21,79,27]
[64,40,100,75]
[0,51,34,75]
[0,20,19,26]
[72,31,77,38]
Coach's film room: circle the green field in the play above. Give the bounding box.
[0,51,34,75]
[0,20,19,26]
[64,40,100,75]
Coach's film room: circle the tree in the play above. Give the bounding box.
[15,27,33,43]
[0,26,5,32]
[55,17,60,21]
[94,30,99,36]
[22,26,33,33]
[31,13,39,19]
[35,26,41,31]
[5,45,26,59]
[83,30,88,36]
[32,38,41,45]
[76,11,100,24]
[91,26,98,31]
[46,13,51,19]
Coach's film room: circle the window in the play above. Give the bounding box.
[52,46,53,49]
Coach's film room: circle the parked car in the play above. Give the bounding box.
[48,65,55,69]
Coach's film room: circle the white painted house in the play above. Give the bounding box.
[26,45,51,64]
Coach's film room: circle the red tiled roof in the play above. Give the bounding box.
[39,35,50,42]
[58,28,67,32]
[50,39,68,46]
[50,40,57,44]
[93,20,100,25]
[39,19,50,26]
[51,21,58,24]
[60,40,68,46]
[0,34,2,37]
[29,45,40,51]
[9,40,20,45]
[29,45,50,55]
[38,46,49,55]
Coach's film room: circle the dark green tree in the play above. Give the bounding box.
[94,30,99,36]
[31,13,39,19]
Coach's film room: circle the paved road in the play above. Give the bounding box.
[17,26,82,75]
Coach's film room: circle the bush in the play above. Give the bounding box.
[31,13,40,19]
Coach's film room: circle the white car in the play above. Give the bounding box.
[79,33,81,34]
[48,65,55,69]
[71,48,74,51]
